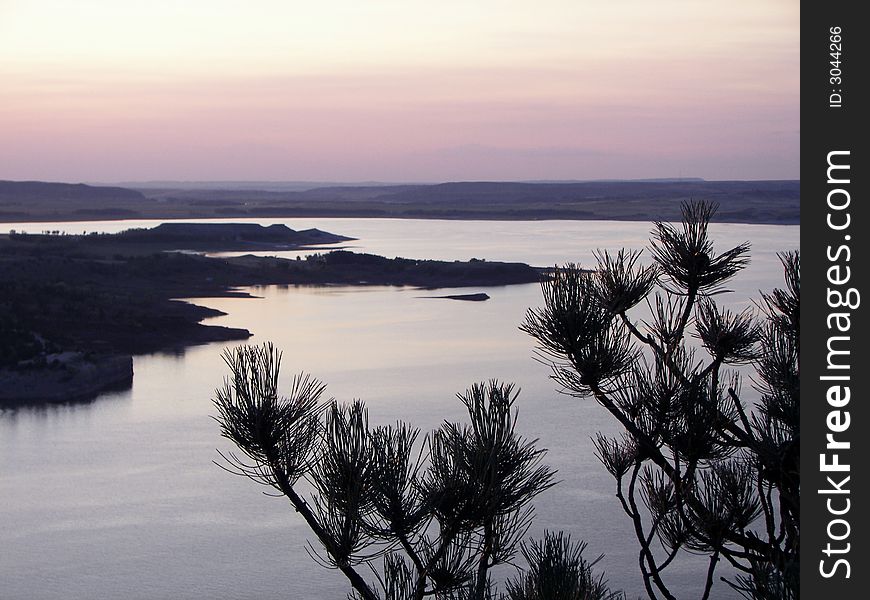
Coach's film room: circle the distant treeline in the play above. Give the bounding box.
[0,179,799,224]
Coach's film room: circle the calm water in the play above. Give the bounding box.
[0,218,799,599]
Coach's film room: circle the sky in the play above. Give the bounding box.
[0,0,799,183]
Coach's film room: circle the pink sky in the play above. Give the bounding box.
[0,1,799,182]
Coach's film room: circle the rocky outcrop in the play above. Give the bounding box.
[115,222,354,247]
[0,352,133,406]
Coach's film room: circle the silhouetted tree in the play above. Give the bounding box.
[214,344,623,600]
[504,532,623,600]
[522,200,799,599]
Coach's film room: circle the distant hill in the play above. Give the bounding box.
[0,179,799,224]
[0,180,146,202]
[0,181,148,220]
[338,180,798,205]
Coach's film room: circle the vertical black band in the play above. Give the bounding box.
[802,2,867,596]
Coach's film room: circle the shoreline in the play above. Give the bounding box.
[0,353,134,407]
[0,210,800,226]
[0,226,544,406]
[0,210,800,225]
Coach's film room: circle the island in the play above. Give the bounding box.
[108,222,353,250]
[422,293,491,301]
[0,224,543,406]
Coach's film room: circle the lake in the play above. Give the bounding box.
[0,217,799,599]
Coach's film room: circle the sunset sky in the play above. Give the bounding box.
[0,0,799,183]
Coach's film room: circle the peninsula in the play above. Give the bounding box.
[0,224,542,406]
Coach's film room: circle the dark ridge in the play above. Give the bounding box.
[0,180,146,202]
[117,222,353,245]
[0,179,798,225]
[91,222,356,252]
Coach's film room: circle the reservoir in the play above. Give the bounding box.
[0,218,798,599]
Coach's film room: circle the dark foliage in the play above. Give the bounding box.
[504,532,623,600]
[214,344,621,600]
[522,200,799,599]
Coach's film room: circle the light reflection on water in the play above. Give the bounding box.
[0,218,798,599]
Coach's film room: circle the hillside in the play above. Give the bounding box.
[0,179,800,224]
[0,180,148,220]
